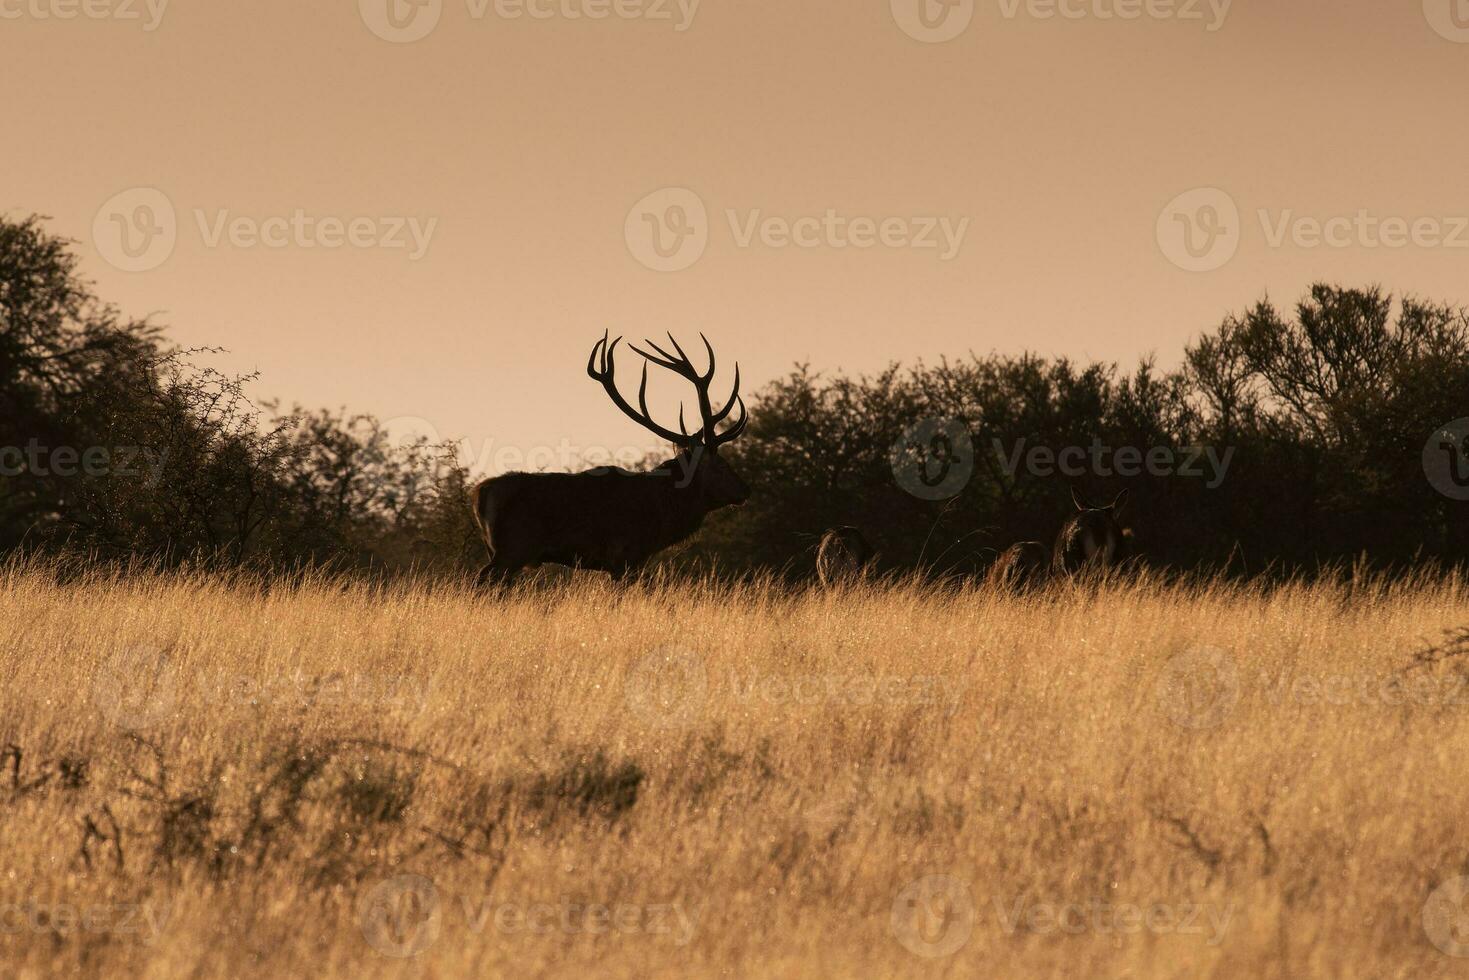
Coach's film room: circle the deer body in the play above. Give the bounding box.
[474,454,741,582]
[474,332,749,585]
[986,540,1049,591]
[815,526,875,587]
[1052,489,1130,577]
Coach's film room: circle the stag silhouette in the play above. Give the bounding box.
[472,332,749,585]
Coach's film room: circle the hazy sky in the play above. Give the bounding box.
[5,0,1467,472]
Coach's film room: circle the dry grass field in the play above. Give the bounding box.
[4,561,1469,978]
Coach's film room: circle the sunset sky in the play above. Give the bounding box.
[5,0,1467,471]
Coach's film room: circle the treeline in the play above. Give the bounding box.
[3,213,1466,580]
[701,287,1469,577]
[0,215,478,574]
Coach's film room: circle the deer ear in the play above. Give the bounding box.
[1071,487,1087,511]
[1110,489,1129,515]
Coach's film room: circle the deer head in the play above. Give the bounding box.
[587,331,750,507]
[1069,488,1129,565]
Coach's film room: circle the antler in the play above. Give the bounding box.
[589,331,747,448]
[587,332,689,445]
[629,332,748,448]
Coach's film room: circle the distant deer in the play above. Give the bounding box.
[985,540,1049,591]
[471,332,749,585]
[815,526,875,588]
[1052,489,1131,577]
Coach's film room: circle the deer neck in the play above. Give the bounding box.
[652,480,711,545]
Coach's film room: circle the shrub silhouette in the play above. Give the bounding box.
[3,214,1466,579]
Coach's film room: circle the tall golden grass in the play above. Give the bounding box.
[3,561,1469,978]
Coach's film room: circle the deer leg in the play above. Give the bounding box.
[476,520,537,590]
